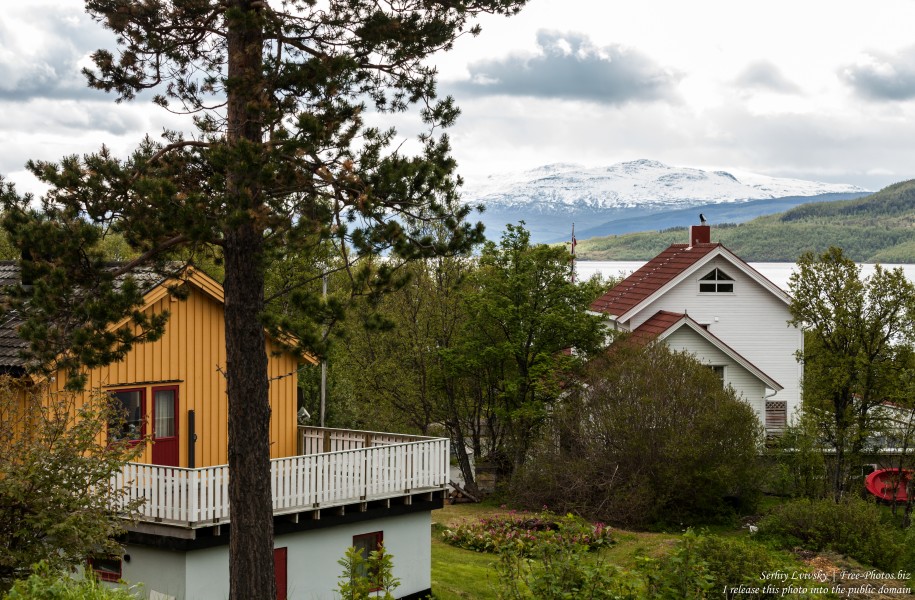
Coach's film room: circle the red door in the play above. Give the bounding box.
[151,386,179,466]
[274,547,287,600]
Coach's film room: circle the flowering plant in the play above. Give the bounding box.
[441,509,613,556]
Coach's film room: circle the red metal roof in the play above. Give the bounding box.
[590,243,721,316]
[628,310,686,344]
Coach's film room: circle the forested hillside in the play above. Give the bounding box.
[575,179,915,262]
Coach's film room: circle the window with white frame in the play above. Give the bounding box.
[699,268,734,293]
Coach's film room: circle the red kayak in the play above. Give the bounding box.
[865,468,912,502]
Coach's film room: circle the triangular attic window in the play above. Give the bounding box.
[699,268,734,293]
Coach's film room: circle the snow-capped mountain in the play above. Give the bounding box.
[462,159,867,213]
[461,159,870,243]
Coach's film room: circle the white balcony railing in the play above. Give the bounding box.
[112,427,449,528]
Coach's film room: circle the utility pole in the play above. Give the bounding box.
[570,223,577,284]
[320,272,327,428]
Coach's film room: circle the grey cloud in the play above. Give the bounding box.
[839,46,915,101]
[734,61,800,94]
[0,7,115,102]
[50,104,143,136]
[453,31,680,104]
[695,107,915,189]
[0,99,144,137]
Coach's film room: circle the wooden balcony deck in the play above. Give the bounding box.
[113,427,449,529]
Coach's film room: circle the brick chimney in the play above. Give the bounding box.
[689,225,711,245]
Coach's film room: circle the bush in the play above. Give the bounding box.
[689,534,806,599]
[337,545,399,600]
[636,530,814,600]
[638,531,716,600]
[0,381,142,591]
[491,519,633,600]
[510,344,765,528]
[758,497,904,570]
[2,562,137,600]
[441,509,613,556]
[766,417,831,499]
[490,526,810,600]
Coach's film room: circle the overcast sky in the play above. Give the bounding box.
[3,0,915,196]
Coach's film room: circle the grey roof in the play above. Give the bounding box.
[0,262,28,369]
[0,262,174,371]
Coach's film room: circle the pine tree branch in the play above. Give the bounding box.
[144,140,214,168]
[108,234,190,277]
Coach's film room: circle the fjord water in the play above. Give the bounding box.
[576,261,915,291]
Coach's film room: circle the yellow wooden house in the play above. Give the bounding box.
[1,263,308,469]
[0,261,449,600]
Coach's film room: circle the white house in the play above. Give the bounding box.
[590,224,803,432]
[109,427,447,600]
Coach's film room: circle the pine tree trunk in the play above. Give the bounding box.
[225,226,275,600]
[224,2,275,599]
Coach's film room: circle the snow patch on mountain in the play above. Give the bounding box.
[461,160,868,213]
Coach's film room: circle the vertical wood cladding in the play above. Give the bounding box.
[50,278,304,468]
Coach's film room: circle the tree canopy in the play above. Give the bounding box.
[788,246,915,498]
[329,223,607,494]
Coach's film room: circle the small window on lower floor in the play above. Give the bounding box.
[88,556,122,582]
[352,531,384,584]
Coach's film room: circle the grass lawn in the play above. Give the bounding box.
[429,502,681,599]
[430,537,499,600]
[429,500,915,600]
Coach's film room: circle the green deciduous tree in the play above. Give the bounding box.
[333,255,467,435]
[0,1,529,598]
[330,224,606,493]
[464,224,606,474]
[333,251,496,495]
[0,380,140,592]
[788,247,915,499]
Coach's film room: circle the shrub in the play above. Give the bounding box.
[2,562,137,600]
[490,526,810,600]
[0,382,142,590]
[766,417,831,499]
[758,497,904,570]
[638,531,715,600]
[337,545,400,600]
[690,534,806,599]
[510,344,765,528]
[492,520,634,600]
[638,531,811,600]
[441,509,613,556]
